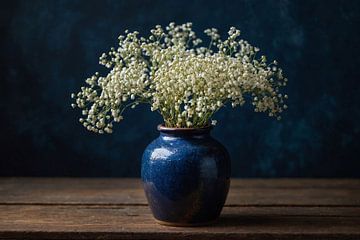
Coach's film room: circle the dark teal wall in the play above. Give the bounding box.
[1,0,359,177]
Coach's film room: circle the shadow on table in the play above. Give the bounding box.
[217,214,272,227]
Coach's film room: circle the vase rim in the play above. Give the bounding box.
[157,124,212,134]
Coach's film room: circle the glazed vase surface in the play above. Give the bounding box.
[141,125,231,226]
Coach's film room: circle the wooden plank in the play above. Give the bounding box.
[0,205,359,240]
[1,178,359,189]
[0,178,359,206]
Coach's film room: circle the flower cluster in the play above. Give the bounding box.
[72,22,288,133]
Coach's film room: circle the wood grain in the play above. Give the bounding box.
[0,178,359,239]
[0,178,359,206]
[0,205,359,240]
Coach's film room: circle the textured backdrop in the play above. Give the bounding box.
[1,0,359,177]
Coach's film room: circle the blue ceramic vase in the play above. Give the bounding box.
[141,124,231,226]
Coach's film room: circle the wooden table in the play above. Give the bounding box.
[0,178,359,239]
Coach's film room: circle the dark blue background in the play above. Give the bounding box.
[1,0,359,177]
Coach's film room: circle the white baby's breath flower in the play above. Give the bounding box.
[72,23,287,133]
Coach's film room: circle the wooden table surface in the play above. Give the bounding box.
[0,178,359,240]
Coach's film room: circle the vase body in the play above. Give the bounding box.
[141,125,231,226]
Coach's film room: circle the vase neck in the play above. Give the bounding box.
[158,124,212,138]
